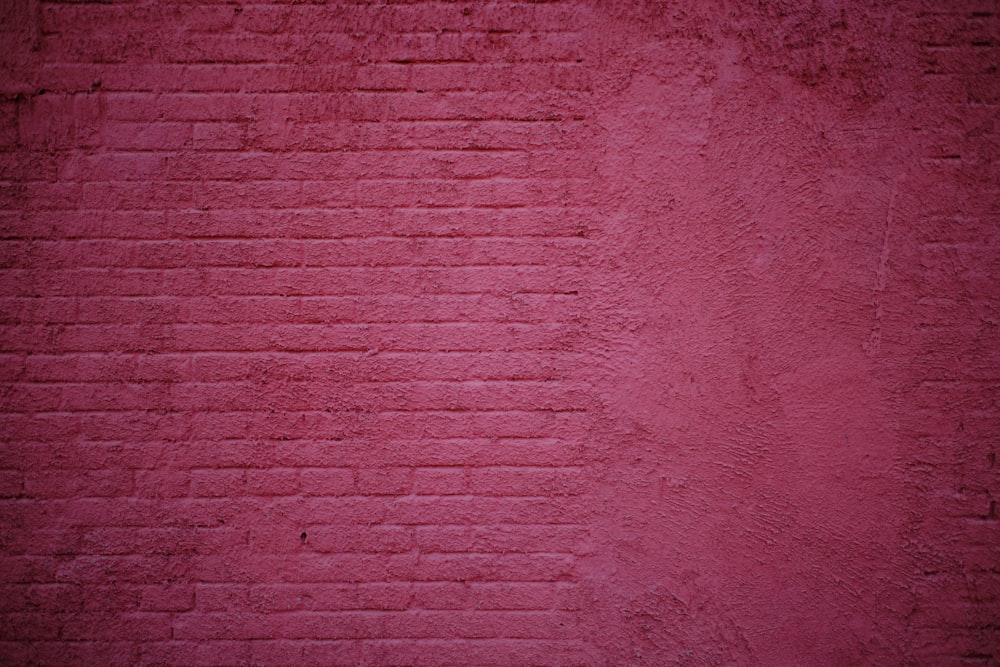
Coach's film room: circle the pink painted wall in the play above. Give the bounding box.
[1,1,998,664]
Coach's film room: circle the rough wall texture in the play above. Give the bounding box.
[1,0,998,665]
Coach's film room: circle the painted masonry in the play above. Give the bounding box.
[1,1,998,665]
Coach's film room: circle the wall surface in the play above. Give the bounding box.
[1,0,998,665]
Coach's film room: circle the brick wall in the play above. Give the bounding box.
[0,1,997,665]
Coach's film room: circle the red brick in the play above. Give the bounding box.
[1,1,998,664]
